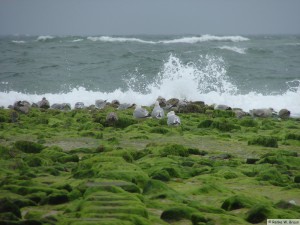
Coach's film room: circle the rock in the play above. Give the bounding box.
[31,103,38,108]
[233,108,249,118]
[74,102,85,109]
[166,98,180,108]
[157,96,167,107]
[110,100,120,108]
[118,103,135,110]
[95,99,107,109]
[214,104,232,110]
[106,112,118,126]
[249,108,276,118]
[278,109,290,119]
[13,101,31,114]
[246,158,259,164]
[51,103,71,110]
[177,101,205,113]
[0,198,21,218]
[37,97,50,109]
[191,101,205,107]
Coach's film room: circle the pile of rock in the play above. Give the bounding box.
[4,96,292,120]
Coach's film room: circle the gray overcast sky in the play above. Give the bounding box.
[1,0,300,36]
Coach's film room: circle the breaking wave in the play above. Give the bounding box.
[87,35,249,44]
[1,54,299,116]
[36,36,55,41]
[11,40,26,44]
[218,46,246,54]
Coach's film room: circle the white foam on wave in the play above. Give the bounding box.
[71,39,83,43]
[87,35,249,44]
[161,35,249,44]
[36,36,55,41]
[12,40,26,44]
[218,46,246,54]
[0,55,299,117]
[87,36,156,44]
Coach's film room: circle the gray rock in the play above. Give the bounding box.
[166,98,180,108]
[106,112,118,126]
[51,103,71,110]
[278,109,290,119]
[214,104,232,110]
[74,102,85,109]
[37,97,50,109]
[233,108,249,118]
[118,103,135,110]
[249,108,276,118]
[13,101,31,114]
[156,96,167,107]
[31,103,38,108]
[111,100,120,108]
[95,99,107,109]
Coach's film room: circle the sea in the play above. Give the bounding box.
[0,34,300,117]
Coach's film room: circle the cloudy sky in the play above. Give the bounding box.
[1,0,300,36]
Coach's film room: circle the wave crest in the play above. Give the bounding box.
[36,36,55,41]
[218,46,246,54]
[87,36,156,44]
[87,35,249,44]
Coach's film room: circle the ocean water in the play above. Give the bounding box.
[0,35,300,116]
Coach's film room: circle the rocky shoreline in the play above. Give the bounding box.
[5,96,292,120]
[0,96,299,225]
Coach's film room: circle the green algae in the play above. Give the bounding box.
[0,107,300,224]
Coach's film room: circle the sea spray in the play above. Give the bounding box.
[0,54,299,117]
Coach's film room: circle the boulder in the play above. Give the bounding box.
[117,103,135,110]
[74,102,85,109]
[95,99,107,109]
[166,98,180,108]
[51,103,71,110]
[249,108,276,118]
[278,109,290,119]
[13,101,31,114]
[233,108,249,118]
[106,112,118,126]
[177,101,205,113]
[157,96,167,107]
[214,104,232,110]
[110,100,120,108]
[37,97,50,109]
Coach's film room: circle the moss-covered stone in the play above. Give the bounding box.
[248,136,278,148]
[0,198,21,218]
[246,204,271,224]
[14,141,45,153]
[221,195,254,211]
[160,206,197,222]
[160,144,189,157]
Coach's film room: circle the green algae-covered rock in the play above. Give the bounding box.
[221,195,254,211]
[160,144,189,157]
[246,204,271,224]
[0,198,21,218]
[14,141,45,153]
[248,136,278,148]
[160,206,197,222]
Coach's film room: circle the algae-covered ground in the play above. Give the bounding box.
[0,106,300,225]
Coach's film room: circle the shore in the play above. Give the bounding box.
[0,104,300,225]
